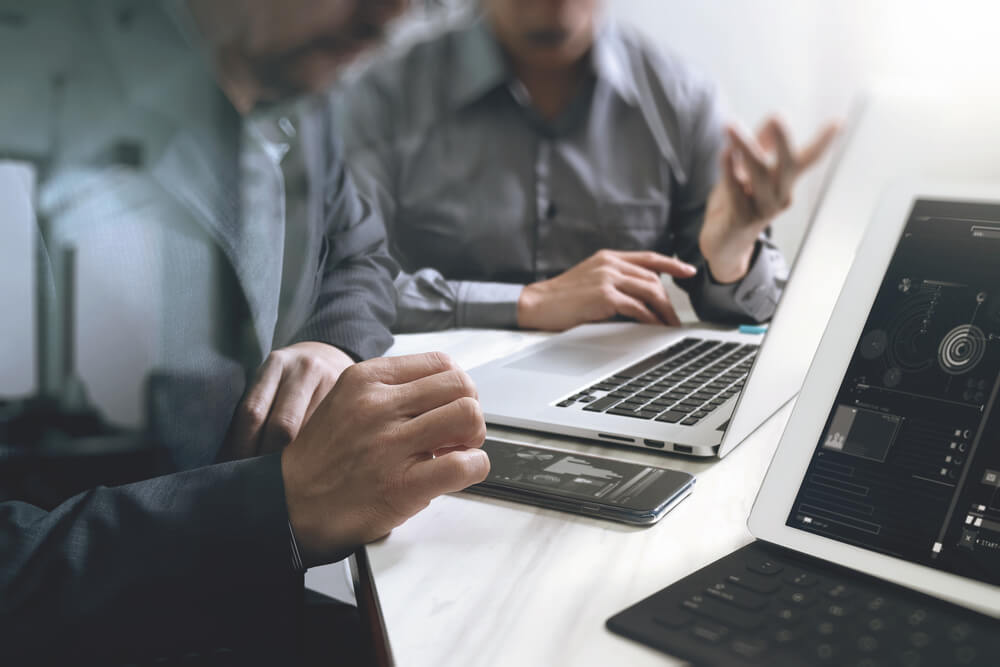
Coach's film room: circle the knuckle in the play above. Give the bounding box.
[241,399,270,427]
[594,249,613,263]
[450,369,477,398]
[426,350,456,372]
[340,361,369,385]
[266,414,299,445]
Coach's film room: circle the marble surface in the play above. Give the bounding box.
[307,329,793,666]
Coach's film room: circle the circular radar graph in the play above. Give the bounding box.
[938,324,987,375]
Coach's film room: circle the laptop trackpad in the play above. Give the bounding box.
[504,344,622,376]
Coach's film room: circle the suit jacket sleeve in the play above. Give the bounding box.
[0,454,302,665]
[289,102,398,360]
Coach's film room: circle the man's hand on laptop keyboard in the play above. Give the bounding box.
[517,249,697,331]
[279,352,490,568]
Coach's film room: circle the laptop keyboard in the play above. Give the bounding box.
[607,541,1000,667]
[555,337,758,426]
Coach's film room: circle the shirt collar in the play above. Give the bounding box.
[450,16,640,110]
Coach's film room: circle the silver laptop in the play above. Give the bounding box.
[469,110,861,458]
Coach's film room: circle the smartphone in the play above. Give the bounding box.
[467,438,695,526]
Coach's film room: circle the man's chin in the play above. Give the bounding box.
[522,28,572,49]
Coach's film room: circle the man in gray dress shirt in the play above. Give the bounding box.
[342,0,837,333]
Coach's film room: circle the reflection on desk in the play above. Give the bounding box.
[307,329,791,667]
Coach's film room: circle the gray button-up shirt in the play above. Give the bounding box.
[340,15,788,332]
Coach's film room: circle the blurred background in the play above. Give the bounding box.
[3,0,1000,424]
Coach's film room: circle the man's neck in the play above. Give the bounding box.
[511,57,590,121]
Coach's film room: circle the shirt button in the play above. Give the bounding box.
[545,202,558,219]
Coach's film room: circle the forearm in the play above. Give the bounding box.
[394,269,523,333]
[0,455,301,664]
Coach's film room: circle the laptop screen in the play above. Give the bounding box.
[787,198,1000,587]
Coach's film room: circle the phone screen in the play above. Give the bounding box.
[477,438,692,511]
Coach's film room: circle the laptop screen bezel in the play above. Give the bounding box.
[748,183,1000,619]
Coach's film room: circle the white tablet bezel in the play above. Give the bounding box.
[749,182,1000,618]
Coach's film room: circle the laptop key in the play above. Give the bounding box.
[582,396,619,412]
[556,399,575,407]
[656,411,686,423]
[681,417,700,426]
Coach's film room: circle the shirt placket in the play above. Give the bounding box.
[534,138,554,281]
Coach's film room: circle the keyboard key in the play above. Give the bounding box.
[556,399,574,407]
[825,584,854,600]
[705,582,767,610]
[747,559,784,575]
[726,572,781,595]
[730,638,769,660]
[689,621,729,644]
[779,589,816,607]
[656,411,686,423]
[582,396,620,412]
[774,606,804,624]
[682,594,764,631]
[681,417,700,426]
[783,570,819,587]
[578,395,595,403]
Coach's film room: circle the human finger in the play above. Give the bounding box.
[227,357,284,459]
[258,373,316,455]
[614,275,681,326]
[727,126,779,217]
[759,117,796,197]
[389,368,479,418]
[359,351,460,386]
[403,448,491,501]
[609,251,697,278]
[796,122,840,170]
[397,396,486,456]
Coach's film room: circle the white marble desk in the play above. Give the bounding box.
[309,328,793,667]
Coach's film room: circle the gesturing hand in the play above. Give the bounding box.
[280,352,489,567]
[700,117,839,283]
[516,250,697,332]
[222,341,354,460]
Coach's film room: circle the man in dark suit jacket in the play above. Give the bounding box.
[0,1,491,664]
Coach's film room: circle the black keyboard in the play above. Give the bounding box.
[607,541,1000,667]
[555,337,758,426]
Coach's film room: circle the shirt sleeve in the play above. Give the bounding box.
[393,269,523,332]
[666,76,789,324]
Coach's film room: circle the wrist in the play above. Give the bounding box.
[281,446,353,568]
[516,283,542,329]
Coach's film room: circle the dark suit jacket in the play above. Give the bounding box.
[0,3,396,663]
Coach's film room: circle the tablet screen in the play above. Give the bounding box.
[787,199,1000,587]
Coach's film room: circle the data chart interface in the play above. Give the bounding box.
[788,199,1000,586]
